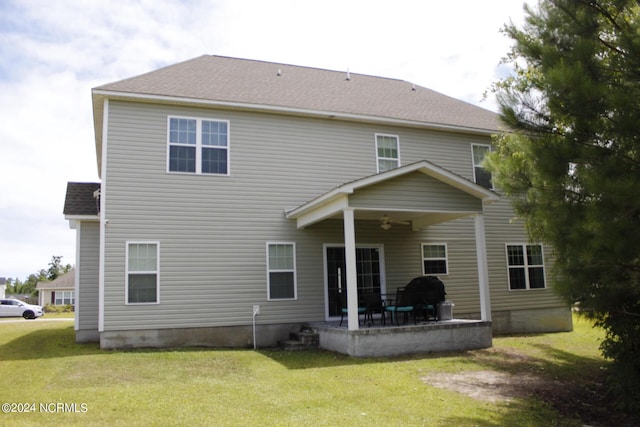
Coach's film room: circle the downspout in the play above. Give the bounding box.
[73,219,80,332]
[98,98,109,334]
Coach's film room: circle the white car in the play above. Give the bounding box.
[0,299,44,319]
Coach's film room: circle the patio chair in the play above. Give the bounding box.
[383,287,415,326]
[338,291,365,326]
[363,290,385,326]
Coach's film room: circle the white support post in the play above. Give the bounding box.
[343,208,359,330]
[475,213,492,321]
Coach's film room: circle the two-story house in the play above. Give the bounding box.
[64,55,572,352]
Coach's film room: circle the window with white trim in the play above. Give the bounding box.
[422,243,448,275]
[54,291,75,305]
[472,144,492,189]
[126,242,159,303]
[267,243,297,300]
[506,244,546,290]
[376,134,400,173]
[168,116,229,175]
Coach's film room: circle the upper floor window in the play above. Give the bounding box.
[506,244,546,290]
[126,242,159,304]
[472,144,492,189]
[168,117,229,175]
[422,243,448,275]
[376,134,400,173]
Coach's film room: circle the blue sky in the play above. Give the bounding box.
[0,0,530,280]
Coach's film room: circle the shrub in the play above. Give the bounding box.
[44,304,74,313]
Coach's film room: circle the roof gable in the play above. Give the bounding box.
[36,269,75,290]
[349,171,483,212]
[286,161,500,229]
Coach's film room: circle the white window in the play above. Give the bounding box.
[506,244,546,290]
[126,242,159,304]
[472,144,492,189]
[267,243,297,300]
[422,243,448,275]
[55,291,75,305]
[168,116,229,175]
[376,134,400,173]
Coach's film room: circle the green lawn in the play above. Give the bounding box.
[0,315,616,426]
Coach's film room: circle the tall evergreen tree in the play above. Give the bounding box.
[487,0,640,407]
[47,255,70,281]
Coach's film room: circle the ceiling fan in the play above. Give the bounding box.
[379,214,410,230]
[380,215,392,230]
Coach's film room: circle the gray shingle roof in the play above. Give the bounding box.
[36,269,75,290]
[94,55,500,133]
[63,182,100,216]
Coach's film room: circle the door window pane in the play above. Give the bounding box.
[325,246,383,317]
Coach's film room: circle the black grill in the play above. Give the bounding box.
[404,276,447,321]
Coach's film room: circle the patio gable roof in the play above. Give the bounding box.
[285,160,500,230]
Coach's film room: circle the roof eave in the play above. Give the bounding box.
[65,215,99,230]
[91,90,500,136]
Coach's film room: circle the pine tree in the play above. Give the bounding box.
[487,0,640,408]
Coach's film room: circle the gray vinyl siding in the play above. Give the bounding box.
[484,198,565,310]
[424,200,566,313]
[101,100,565,331]
[77,221,100,332]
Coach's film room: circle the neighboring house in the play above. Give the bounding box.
[36,269,76,308]
[0,277,5,299]
[64,55,572,350]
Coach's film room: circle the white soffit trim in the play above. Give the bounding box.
[65,215,99,221]
[66,215,99,230]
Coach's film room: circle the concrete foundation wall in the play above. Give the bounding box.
[491,306,573,335]
[81,306,573,351]
[99,323,300,350]
[76,329,100,343]
[316,321,492,357]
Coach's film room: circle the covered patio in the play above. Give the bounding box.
[285,161,500,356]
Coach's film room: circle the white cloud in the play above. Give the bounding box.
[0,0,531,279]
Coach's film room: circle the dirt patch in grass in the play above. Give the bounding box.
[424,370,549,403]
[422,348,639,427]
